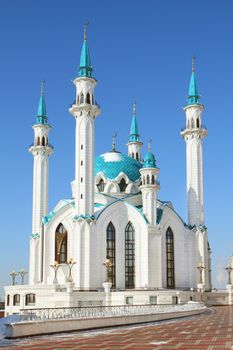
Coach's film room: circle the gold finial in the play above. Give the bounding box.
[84,21,89,41]
[148,138,152,152]
[112,132,117,151]
[192,56,196,72]
[133,101,137,116]
[40,80,45,96]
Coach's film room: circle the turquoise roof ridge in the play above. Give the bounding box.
[129,103,140,142]
[95,152,142,182]
[187,58,200,105]
[143,151,157,168]
[78,35,93,78]
[36,82,48,124]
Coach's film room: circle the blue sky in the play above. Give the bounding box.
[0,0,232,296]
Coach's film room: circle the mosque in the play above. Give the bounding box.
[4,28,212,313]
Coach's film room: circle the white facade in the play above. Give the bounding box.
[5,35,212,314]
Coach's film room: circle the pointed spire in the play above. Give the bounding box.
[129,102,140,142]
[112,132,117,152]
[78,22,93,78]
[187,56,200,105]
[36,80,48,124]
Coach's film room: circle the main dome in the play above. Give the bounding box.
[95,151,142,182]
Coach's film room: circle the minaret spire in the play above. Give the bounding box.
[127,102,143,162]
[37,80,47,124]
[188,56,199,105]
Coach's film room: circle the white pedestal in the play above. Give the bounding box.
[66,282,75,293]
[197,283,205,292]
[103,282,112,293]
[226,284,233,292]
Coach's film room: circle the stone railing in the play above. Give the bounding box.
[20,302,205,322]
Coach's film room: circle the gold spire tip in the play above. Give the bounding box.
[192,56,196,72]
[84,21,89,41]
[133,101,137,116]
[40,80,45,96]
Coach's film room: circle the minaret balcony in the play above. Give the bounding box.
[180,126,207,138]
[69,102,100,118]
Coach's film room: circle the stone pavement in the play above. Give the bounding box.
[2,306,233,350]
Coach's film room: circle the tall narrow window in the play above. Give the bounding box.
[136,152,139,161]
[166,227,175,288]
[37,136,40,146]
[146,174,150,184]
[196,118,200,128]
[151,175,155,184]
[97,179,105,192]
[125,222,135,289]
[42,136,45,146]
[106,222,116,288]
[55,223,67,263]
[86,92,91,104]
[119,178,127,192]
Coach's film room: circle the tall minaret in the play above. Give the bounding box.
[139,143,160,225]
[69,25,100,217]
[127,102,143,162]
[29,82,53,283]
[181,58,207,226]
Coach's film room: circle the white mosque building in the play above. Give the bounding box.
[4,30,212,314]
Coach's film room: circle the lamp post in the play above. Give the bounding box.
[197,262,205,284]
[224,264,233,285]
[10,271,18,285]
[18,269,27,285]
[103,258,113,283]
[50,261,60,284]
[66,258,76,282]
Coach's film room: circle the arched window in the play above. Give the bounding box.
[136,152,139,161]
[97,179,105,192]
[132,152,134,159]
[166,227,175,288]
[119,178,127,192]
[86,92,91,104]
[151,175,155,184]
[196,118,200,128]
[146,174,150,185]
[7,294,10,306]
[125,222,135,289]
[42,136,45,146]
[106,222,116,288]
[13,294,20,306]
[25,293,36,306]
[80,93,84,104]
[37,136,40,146]
[55,224,67,264]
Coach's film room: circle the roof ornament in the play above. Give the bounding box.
[148,138,152,152]
[84,21,89,41]
[192,55,196,73]
[133,101,137,116]
[40,79,45,96]
[112,132,117,152]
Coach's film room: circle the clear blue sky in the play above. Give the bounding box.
[0,0,232,296]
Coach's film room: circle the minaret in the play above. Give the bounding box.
[127,102,143,162]
[29,82,53,283]
[139,142,160,225]
[181,58,207,226]
[69,25,100,217]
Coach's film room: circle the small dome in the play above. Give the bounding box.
[143,151,156,168]
[95,151,142,181]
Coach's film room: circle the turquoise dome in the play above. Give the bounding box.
[95,152,142,181]
[143,151,156,168]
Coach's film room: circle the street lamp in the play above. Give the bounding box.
[18,269,27,285]
[103,258,113,283]
[10,270,18,285]
[66,258,76,282]
[224,264,233,285]
[50,261,60,284]
[197,262,205,284]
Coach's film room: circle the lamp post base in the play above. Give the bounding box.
[197,283,205,292]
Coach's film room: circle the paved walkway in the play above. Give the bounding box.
[2,306,233,349]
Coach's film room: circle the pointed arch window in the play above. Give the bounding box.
[37,136,40,146]
[119,178,127,192]
[166,227,175,288]
[55,224,67,264]
[136,152,139,161]
[106,222,116,288]
[97,178,105,192]
[196,118,200,128]
[151,175,155,184]
[86,92,91,104]
[42,136,45,146]
[80,93,84,104]
[146,174,150,185]
[125,222,135,289]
